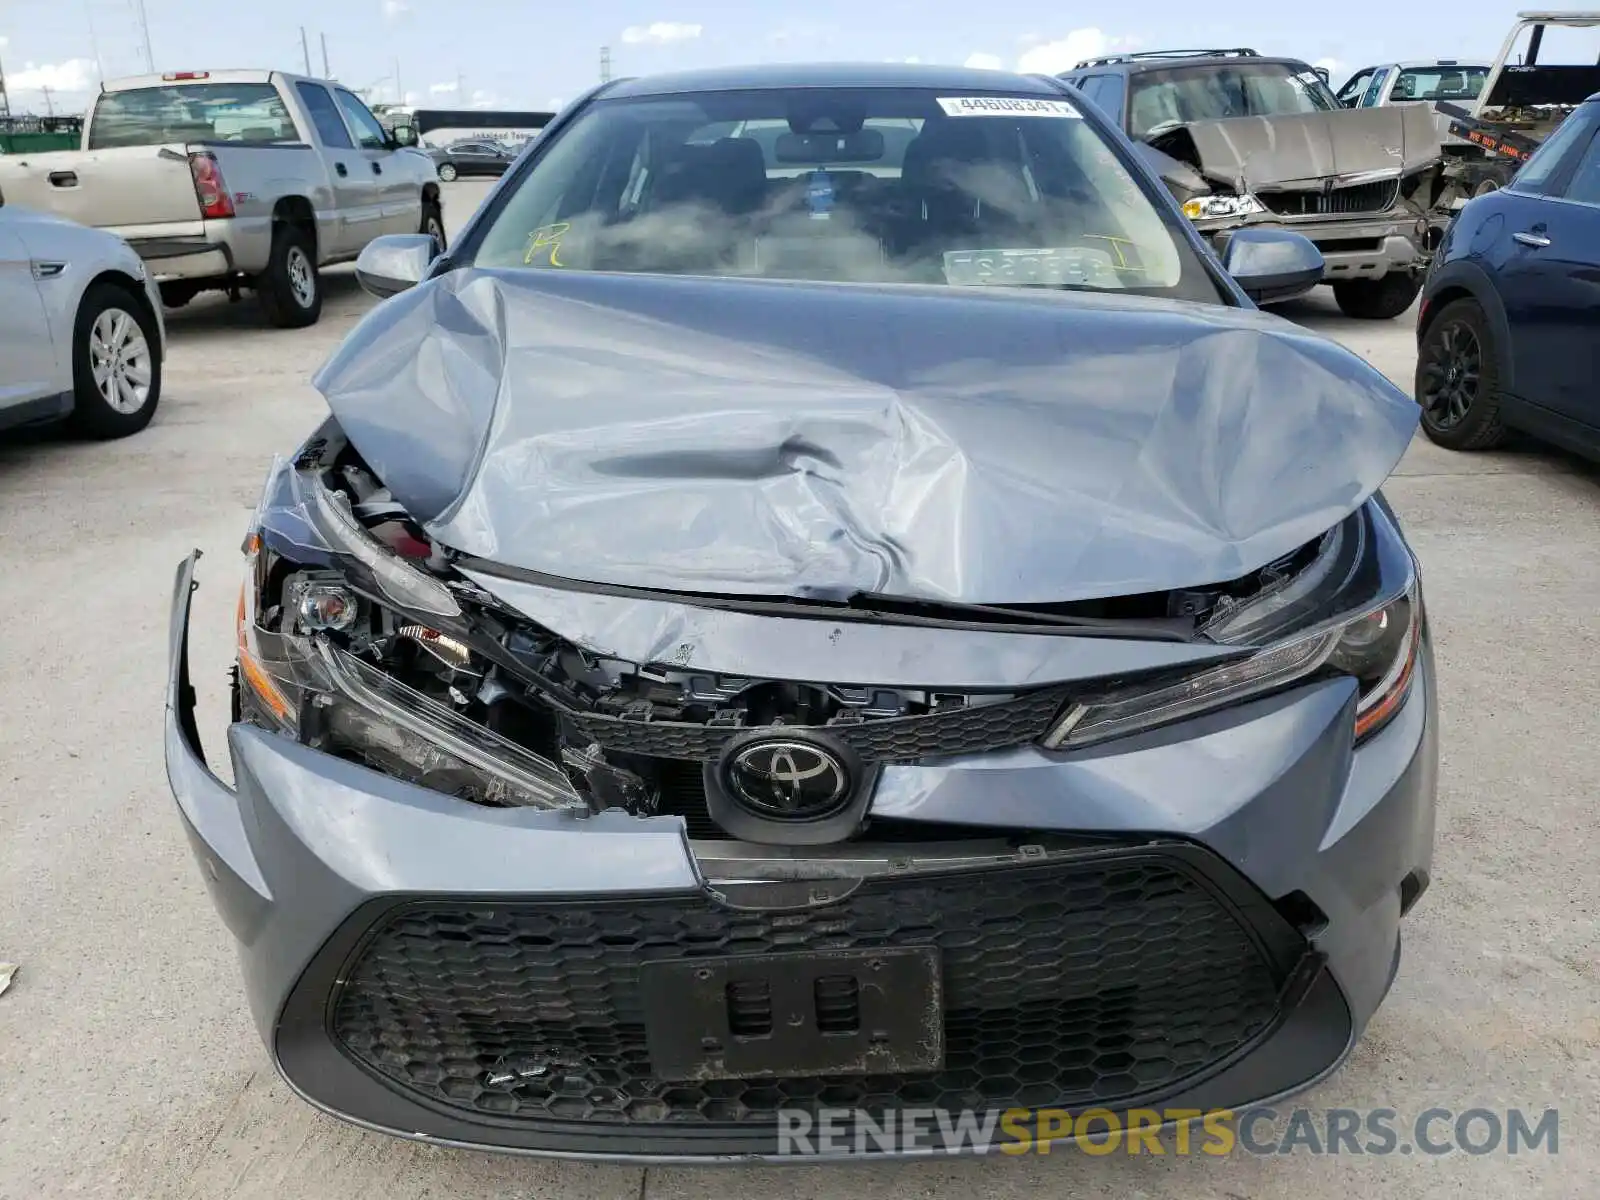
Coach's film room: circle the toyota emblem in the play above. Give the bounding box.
[722,738,851,820]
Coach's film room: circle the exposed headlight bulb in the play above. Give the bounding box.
[297,583,360,632]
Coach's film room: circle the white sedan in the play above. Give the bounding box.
[1,202,166,439]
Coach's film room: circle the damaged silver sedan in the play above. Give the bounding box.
[164,63,1438,1161]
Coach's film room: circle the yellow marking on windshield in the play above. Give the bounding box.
[525,222,572,266]
[1083,235,1145,272]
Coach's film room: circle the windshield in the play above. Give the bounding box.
[1128,63,1338,138]
[469,87,1224,303]
[88,83,298,149]
[1393,66,1487,102]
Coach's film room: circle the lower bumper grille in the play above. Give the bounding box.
[329,851,1298,1131]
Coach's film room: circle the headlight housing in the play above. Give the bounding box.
[1044,504,1423,750]
[234,458,583,812]
[1182,193,1268,221]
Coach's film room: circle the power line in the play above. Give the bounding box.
[133,0,154,72]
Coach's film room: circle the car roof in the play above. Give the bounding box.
[600,62,1064,98]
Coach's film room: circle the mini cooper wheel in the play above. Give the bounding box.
[68,282,162,439]
[1415,297,1508,451]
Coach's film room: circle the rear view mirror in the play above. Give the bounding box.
[774,128,886,165]
[355,233,439,299]
[1221,229,1325,304]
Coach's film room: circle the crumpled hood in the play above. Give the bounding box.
[1166,105,1442,189]
[313,268,1417,605]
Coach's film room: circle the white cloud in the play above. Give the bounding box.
[966,30,1137,77]
[1016,29,1113,75]
[8,58,99,93]
[382,0,409,17]
[469,89,495,109]
[622,21,702,46]
[884,55,921,64]
[428,80,459,94]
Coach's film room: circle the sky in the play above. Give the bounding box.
[0,0,1542,117]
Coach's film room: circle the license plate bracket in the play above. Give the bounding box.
[641,947,943,1081]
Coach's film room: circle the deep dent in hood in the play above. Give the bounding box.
[1161,105,1442,189]
[313,268,1417,605]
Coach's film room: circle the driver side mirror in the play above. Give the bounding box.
[355,233,440,299]
[390,123,418,148]
[1221,229,1325,304]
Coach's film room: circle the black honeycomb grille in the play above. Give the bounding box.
[330,854,1290,1129]
[559,685,1072,763]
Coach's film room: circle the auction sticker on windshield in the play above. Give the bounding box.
[944,247,1122,287]
[937,96,1081,118]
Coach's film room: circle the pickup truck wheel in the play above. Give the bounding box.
[258,226,322,328]
[422,201,447,251]
[1415,298,1508,451]
[437,162,458,182]
[68,283,162,440]
[1332,273,1423,320]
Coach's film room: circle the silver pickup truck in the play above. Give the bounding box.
[0,70,443,327]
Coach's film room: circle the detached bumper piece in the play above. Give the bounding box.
[281,844,1352,1158]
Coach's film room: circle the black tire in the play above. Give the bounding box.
[421,199,448,252]
[67,281,162,439]
[1415,298,1509,451]
[256,224,322,328]
[1332,273,1424,320]
[437,162,458,182]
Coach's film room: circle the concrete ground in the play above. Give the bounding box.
[0,181,1594,1199]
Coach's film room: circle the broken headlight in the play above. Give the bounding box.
[234,459,582,811]
[1044,503,1423,750]
[1182,194,1267,221]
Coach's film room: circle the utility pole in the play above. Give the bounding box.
[600,45,612,82]
[40,85,56,116]
[300,27,312,76]
[134,0,155,72]
[456,71,465,105]
[0,42,10,118]
[321,33,330,77]
[395,58,403,105]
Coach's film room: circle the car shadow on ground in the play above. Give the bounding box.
[157,270,369,343]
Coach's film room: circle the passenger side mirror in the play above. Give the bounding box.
[390,124,418,148]
[355,233,439,299]
[1221,229,1325,304]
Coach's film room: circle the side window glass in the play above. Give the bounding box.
[334,89,389,150]
[295,83,353,149]
[1562,129,1600,205]
[1511,108,1600,195]
[1360,68,1391,107]
[1097,76,1126,124]
[1336,70,1373,107]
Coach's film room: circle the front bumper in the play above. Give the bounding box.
[1205,215,1427,282]
[165,553,1439,1162]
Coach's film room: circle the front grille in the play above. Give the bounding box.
[1257,178,1400,216]
[331,853,1292,1130]
[560,684,1072,763]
